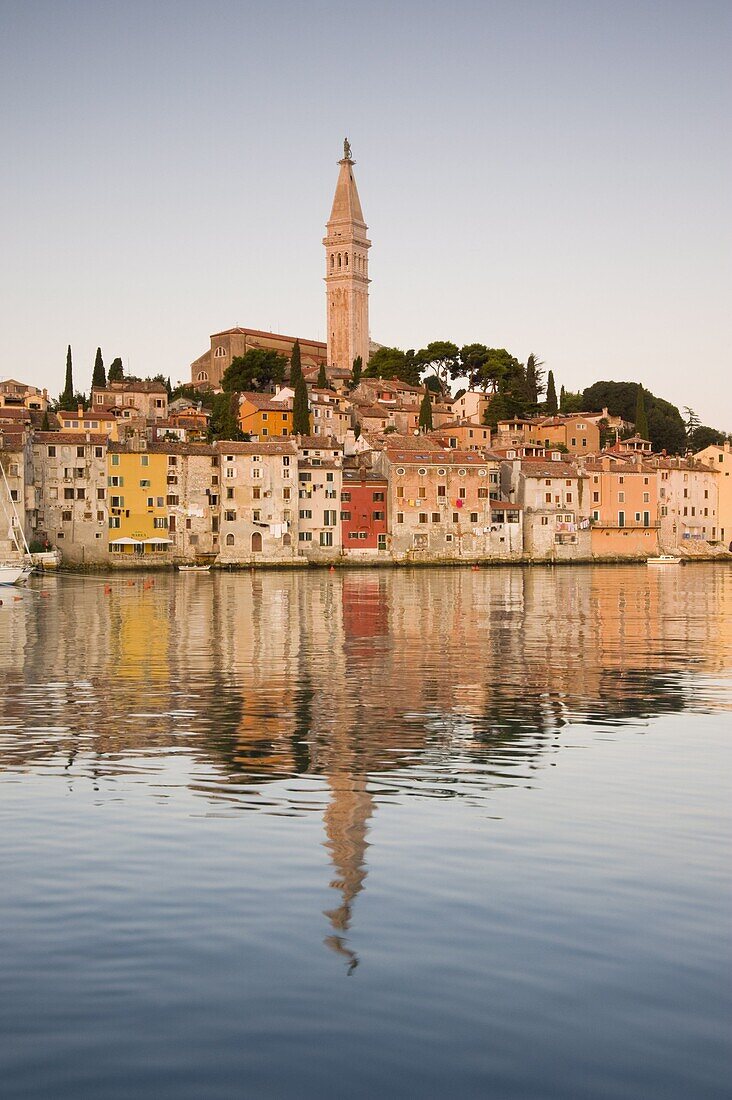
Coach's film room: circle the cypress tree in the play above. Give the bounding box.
[92,347,106,388]
[166,377,173,400]
[108,357,124,382]
[545,370,558,415]
[41,410,50,431]
[289,340,303,387]
[292,375,310,435]
[351,355,362,387]
[635,384,649,440]
[59,345,75,410]
[317,362,328,389]
[418,390,433,432]
[559,384,566,411]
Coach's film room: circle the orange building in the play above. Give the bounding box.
[238,392,293,439]
[586,457,660,557]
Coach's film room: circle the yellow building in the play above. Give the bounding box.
[56,406,119,440]
[107,445,172,557]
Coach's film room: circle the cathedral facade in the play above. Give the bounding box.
[191,143,371,390]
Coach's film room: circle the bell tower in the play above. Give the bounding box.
[323,139,371,371]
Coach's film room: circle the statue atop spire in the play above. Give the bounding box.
[343,137,352,162]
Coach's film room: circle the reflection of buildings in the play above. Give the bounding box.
[1,565,732,963]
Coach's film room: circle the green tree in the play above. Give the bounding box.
[545,370,558,414]
[222,348,287,392]
[351,355,362,388]
[364,346,421,386]
[289,340,303,387]
[41,410,50,431]
[209,391,242,441]
[689,425,728,451]
[635,385,649,439]
[317,362,328,388]
[91,347,106,389]
[524,353,545,409]
[59,345,75,410]
[166,377,173,400]
[560,389,585,413]
[459,343,490,388]
[292,375,310,435]
[418,390,433,431]
[108,357,124,382]
[415,340,460,392]
[484,391,512,428]
[582,380,687,454]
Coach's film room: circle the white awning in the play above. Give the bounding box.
[143,538,173,544]
[111,537,142,546]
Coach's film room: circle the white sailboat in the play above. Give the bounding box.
[0,461,33,585]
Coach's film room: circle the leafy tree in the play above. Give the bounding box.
[483,391,512,428]
[418,391,433,431]
[351,355,362,388]
[92,347,106,389]
[209,391,242,441]
[222,348,287,392]
[689,425,728,451]
[317,362,328,388]
[459,343,490,388]
[59,345,76,410]
[292,375,310,435]
[424,375,443,393]
[635,385,649,439]
[545,370,558,414]
[108,357,124,382]
[364,346,421,386]
[560,389,585,414]
[289,340,303,387]
[582,380,686,454]
[415,341,460,392]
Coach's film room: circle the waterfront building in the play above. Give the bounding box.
[323,141,371,371]
[651,456,719,550]
[106,442,171,559]
[32,432,109,564]
[584,457,660,557]
[693,442,732,547]
[216,441,298,563]
[502,457,591,559]
[0,428,33,557]
[379,447,522,560]
[297,438,343,558]
[341,467,389,553]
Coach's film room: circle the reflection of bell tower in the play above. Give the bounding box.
[323,139,371,371]
[322,772,374,972]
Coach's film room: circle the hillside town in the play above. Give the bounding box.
[1,143,730,569]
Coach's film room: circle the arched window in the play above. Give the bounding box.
[225,533,235,547]
[330,254,334,270]
[214,346,227,358]
[251,531,263,553]
[345,253,349,266]
[337,253,342,268]
[283,533,291,548]
[197,371,208,382]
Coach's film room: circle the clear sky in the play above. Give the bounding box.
[0,0,729,427]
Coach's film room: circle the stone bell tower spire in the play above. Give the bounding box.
[323,139,371,371]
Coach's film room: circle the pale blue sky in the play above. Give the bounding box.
[0,1,729,426]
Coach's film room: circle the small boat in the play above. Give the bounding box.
[646,555,680,565]
[0,564,26,586]
[178,564,211,573]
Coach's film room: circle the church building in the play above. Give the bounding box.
[191,141,372,390]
